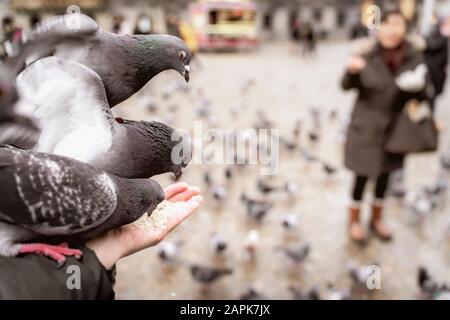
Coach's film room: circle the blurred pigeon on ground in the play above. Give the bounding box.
[240,287,265,300]
[0,145,164,265]
[347,261,379,288]
[224,166,233,180]
[257,178,278,194]
[211,185,227,202]
[404,191,436,222]
[9,13,191,107]
[280,136,298,152]
[280,243,311,265]
[203,171,213,188]
[289,286,321,300]
[322,162,337,176]
[418,267,450,300]
[243,229,259,262]
[190,265,233,284]
[210,233,228,255]
[240,194,273,222]
[281,213,299,230]
[293,119,302,139]
[284,181,299,197]
[158,241,183,265]
[17,57,190,179]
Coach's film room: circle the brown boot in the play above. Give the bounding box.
[348,205,367,244]
[370,203,392,241]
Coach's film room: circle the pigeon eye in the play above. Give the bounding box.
[178,50,186,60]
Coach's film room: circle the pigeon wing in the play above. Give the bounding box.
[16,57,115,160]
[4,14,99,75]
[0,146,117,236]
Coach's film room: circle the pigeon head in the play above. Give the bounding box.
[123,120,191,179]
[111,177,165,228]
[141,34,191,83]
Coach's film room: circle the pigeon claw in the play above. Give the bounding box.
[19,243,83,266]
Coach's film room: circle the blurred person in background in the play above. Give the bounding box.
[112,15,123,34]
[301,21,317,56]
[341,8,428,244]
[425,13,450,112]
[2,16,22,43]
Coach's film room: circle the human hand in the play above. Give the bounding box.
[86,182,202,269]
[346,55,366,74]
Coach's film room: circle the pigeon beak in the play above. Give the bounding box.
[174,169,183,181]
[183,65,190,83]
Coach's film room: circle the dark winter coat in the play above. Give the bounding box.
[341,36,427,178]
[0,246,115,299]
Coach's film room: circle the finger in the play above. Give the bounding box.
[166,196,203,233]
[164,182,189,199]
[169,186,201,202]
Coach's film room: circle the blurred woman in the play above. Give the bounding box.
[341,8,428,244]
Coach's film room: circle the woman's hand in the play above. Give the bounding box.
[86,182,202,269]
[346,55,366,74]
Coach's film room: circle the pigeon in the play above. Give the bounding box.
[8,13,191,107]
[308,130,320,143]
[289,286,321,300]
[17,57,190,179]
[347,262,378,288]
[240,194,273,222]
[284,181,299,197]
[404,191,436,222]
[326,286,351,300]
[256,178,278,194]
[281,213,299,230]
[239,287,265,300]
[157,240,183,264]
[211,185,227,202]
[0,145,164,264]
[224,166,233,180]
[0,67,40,149]
[190,265,233,284]
[243,229,259,262]
[417,267,450,299]
[203,171,213,188]
[279,136,297,152]
[210,233,228,255]
[322,162,337,176]
[293,119,302,139]
[280,243,311,264]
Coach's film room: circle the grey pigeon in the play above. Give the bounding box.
[0,145,164,265]
[281,243,311,264]
[190,265,233,284]
[8,13,191,107]
[289,286,321,300]
[17,57,190,179]
[210,233,227,255]
[240,194,273,222]
[239,287,265,300]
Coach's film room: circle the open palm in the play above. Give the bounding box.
[87,182,202,269]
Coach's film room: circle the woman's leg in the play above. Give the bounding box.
[370,172,393,241]
[348,175,368,243]
[352,175,368,202]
